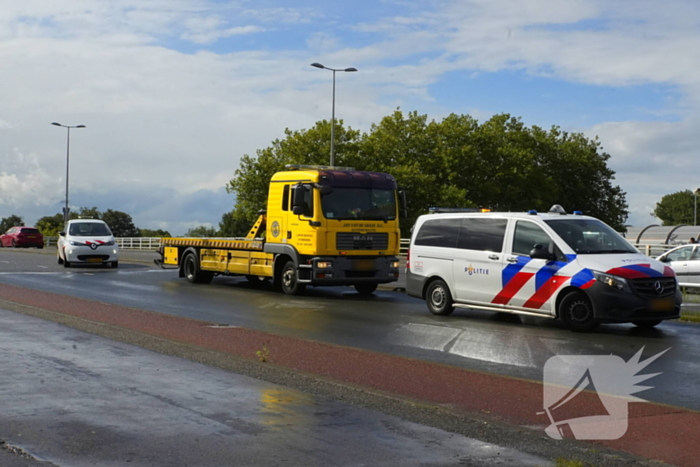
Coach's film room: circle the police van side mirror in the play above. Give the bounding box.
[530,244,555,261]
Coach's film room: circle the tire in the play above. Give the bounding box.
[633,320,662,329]
[57,252,63,265]
[11,240,16,248]
[111,261,119,269]
[38,245,44,249]
[559,291,598,332]
[354,283,378,295]
[425,279,454,316]
[280,261,305,295]
[182,251,213,284]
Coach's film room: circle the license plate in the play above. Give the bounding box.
[352,259,375,271]
[87,258,103,263]
[650,297,674,312]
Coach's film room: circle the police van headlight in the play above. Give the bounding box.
[592,271,631,293]
[316,261,333,269]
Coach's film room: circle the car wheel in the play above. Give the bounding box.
[633,320,662,329]
[182,251,213,284]
[426,279,454,316]
[280,261,305,295]
[559,291,598,332]
[57,253,64,265]
[111,261,119,269]
[11,240,16,248]
[354,283,378,295]
[38,245,44,249]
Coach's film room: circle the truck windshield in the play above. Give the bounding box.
[545,218,637,254]
[322,188,397,220]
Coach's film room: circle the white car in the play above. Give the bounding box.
[657,244,700,284]
[57,219,119,268]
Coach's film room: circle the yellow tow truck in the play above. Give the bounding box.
[156,165,404,295]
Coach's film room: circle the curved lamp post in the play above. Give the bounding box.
[311,62,357,167]
[52,122,86,226]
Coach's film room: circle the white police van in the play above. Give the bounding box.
[406,206,681,331]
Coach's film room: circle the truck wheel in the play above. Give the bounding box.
[426,279,454,316]
[183,252,213,284]
[633,320,662,329]
[559,291,598,332]
[281,261,305,295]
[354,283,378,295]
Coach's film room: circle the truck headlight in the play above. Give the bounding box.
[390,261,400,268]
[592,271,631,293]
[316,261,332,269]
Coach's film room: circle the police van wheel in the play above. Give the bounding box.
[559,291,598,332]
[354,283,377,295]
[281,261,305,295]
[426,279,454,316]
[633,320,662,329]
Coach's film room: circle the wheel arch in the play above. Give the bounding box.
[421,275,452,300]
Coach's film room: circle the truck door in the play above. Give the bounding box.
[268,184,290,245]
[452,218,508,306]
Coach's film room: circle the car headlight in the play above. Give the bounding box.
[592,270,631,293]
[69,241,81,246]
[105,240,115,246]
[316,261,332,269]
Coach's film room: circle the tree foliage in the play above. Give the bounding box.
[139,228,172,237]
[223,110,629,233]
[0,215,24,233]
[101,209,140,237]
[185,225,218,237]
[653,190,697,225]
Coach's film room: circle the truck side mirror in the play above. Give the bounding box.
[292,183,305,208]
[398,188,408,218]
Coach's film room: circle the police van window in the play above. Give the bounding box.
[414,218,461,248]
[282,185,289,211]
[457,218,507,252]
[512,221,552,256]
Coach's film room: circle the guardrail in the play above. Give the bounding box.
[40,237,687,256]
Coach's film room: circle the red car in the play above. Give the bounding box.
[0,226,44,248]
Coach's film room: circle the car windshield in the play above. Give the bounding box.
[69,222,112,237]
[321,188,397,220]
[545,218,637,254]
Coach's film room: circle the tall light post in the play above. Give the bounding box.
[311,62,357,167]
[52,122,86,227]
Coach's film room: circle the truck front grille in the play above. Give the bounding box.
[336,232,389,250]
[631,277,676,298]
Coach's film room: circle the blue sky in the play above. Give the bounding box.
[2,0,700,234]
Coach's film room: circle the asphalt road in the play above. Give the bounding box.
[1,248,699,413]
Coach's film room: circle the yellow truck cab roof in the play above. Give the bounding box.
[271,167,397,189]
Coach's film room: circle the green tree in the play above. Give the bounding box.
[222,110,629,233]
[0,215,24,233]
[653,190,695,225]
[139,228,172,237]
[185,225,218,237]
[78,206,102,219]
[101,209,140,237]
[35,213,65,237]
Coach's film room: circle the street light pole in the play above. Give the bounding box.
[311,62,357,167]
[52,122,86,227]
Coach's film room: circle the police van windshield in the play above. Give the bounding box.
[322,188,396,220]
[545,218,637,254]
[69,222,113,237]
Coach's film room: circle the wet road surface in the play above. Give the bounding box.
[0,308,551,467]
[1,248,698,413]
